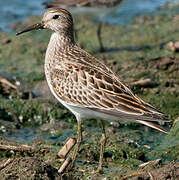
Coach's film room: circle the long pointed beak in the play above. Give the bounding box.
[16,22,44,36]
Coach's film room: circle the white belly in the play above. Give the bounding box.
[44,61,131,123]
[45,72,121,122]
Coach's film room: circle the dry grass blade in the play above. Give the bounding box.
[139,158,161,169]
[0,158,13,170]
[129,78,152,88]
[0,77,17,90]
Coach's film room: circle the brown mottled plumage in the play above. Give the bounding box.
[16,8,170,173]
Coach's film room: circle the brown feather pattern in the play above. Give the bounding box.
[42,8,170,134]
[46,45,169,122]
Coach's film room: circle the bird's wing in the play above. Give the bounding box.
[49,60,169,123]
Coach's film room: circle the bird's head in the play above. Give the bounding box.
[16,8,73,35]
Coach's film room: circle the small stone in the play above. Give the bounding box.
[18,115,23,123]
[15,81,21,86]
[82,131,88,137]
[156,57,174,70]
[107,127,115,134]
[32,81,56,101]
[166,41,179,52]
[1,38,11,45]
[110,121,120,127]
[143,145,151,149]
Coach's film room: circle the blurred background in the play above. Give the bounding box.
[0,0,179,179]
[1,0,179,32]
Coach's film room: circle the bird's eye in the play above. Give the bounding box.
[52,15,60,19]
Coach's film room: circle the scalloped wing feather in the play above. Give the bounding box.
[49,51,169,123]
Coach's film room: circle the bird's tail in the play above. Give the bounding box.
[136,120,169,134]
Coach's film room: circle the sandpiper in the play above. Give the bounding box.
[16,8,170,173]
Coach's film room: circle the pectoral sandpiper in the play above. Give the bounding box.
[16,8,170,173]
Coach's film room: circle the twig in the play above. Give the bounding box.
[139,158,161,168]
[121,171,144,180]
[97,23,105,52]
[0,77,17,90]
[148,171,155,180]
[129,78,152,88]
[0,144,37,152]
[58,137,76,160]
[0,158,13,170]
[58,157,72,174]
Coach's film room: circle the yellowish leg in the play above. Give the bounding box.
[68,117,82,170]
[92,120,106,174]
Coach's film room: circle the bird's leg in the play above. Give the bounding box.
[68,116,82,170]
[93,120,106,174]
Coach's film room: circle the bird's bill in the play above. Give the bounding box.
[16,23,44,36]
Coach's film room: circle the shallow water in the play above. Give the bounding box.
[3,127,40,143]
[1,0,179,32]
[3,125,175,151]
[2,127,72,143]
[0,0,46,32]
[102,0,179,25]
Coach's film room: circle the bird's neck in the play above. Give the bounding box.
[49,31,75,50]
[45,31,75,65]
